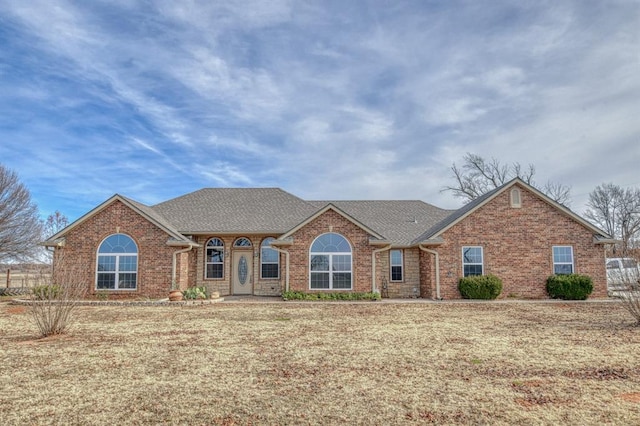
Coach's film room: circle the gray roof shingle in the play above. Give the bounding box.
[152,188,318,234]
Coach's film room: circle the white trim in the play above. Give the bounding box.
[510,187,522,208]
[390,249,404,282]
[462,246,484,277]
[204,237,225,280]
[95,233,138,291]
[552,245,574,275]
[309,233,353,290]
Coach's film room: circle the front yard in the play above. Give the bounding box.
[0,300,638,424]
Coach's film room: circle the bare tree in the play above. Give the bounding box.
[442,153,571,205]
[0,164,43,262]
[43,210,69,238]
[584,183,640,254]
[29,248,87,337]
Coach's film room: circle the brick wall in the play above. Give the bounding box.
[57,200,178,299]
[287,209,375,293]
[193,235,282,296]
[433,185,607,299]
[379,248,422,298]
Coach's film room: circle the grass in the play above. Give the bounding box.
[1,301,639,424]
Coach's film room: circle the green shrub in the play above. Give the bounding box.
[32,285,61,300]
[546,274,593,300]
[282,291,381,301]
[458,275,503,300]
[183,286,208,300]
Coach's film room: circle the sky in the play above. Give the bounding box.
[0,0,639,223]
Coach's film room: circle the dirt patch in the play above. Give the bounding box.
[620,392,640,403]
[5,305,27,314]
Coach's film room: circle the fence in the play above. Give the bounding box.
[3,267,51,289]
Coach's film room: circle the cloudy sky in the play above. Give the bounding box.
[1,0,638,222]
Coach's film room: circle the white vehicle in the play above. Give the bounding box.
[606,258,640,292]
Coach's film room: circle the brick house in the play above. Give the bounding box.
[42,178,614,299]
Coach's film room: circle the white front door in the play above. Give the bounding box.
[232,250,253,295]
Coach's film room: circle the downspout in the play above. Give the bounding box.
[372,245,393,293]
[271,246,290,292]
[419,245,441,300]
[172,245,195,290]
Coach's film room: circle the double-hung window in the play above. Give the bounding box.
[205,238,224,279]
[310,233,352,290]
[390,249,403,281]
[553,246,574,275]
[96,234,138,290]
[261,237,279,279]
[462,246,483,277]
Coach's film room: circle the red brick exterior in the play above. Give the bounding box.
[55,200,181,298]
[56,184,607,300]
[424,184,607,299]
[286,209,375,293]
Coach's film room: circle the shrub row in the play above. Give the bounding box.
[182,286,208,300]
[546,274,593,300]
[458,275,503,300]
[282,291,381,301]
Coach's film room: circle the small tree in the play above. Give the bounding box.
[442,153,572,205]
[0,164,43,262]
[584,183,640,255]
[29,248,87,337]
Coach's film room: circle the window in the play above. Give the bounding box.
[510,188,522,208]
[390,249,403,281]
[310,233,352,290]
[234,237,252,247]
[96,234,137,290]
[553,246,574,275]
[462,246,483,276]
[261,237,279,279]
[205,238,224,279]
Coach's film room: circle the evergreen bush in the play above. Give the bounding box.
[458,275,503,300]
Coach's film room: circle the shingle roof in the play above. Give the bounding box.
[152,188,318,234]
[308,200,454,246]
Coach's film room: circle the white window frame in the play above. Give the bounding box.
[205,237,225,279]
[309,233,352,290]
[260,237,279,279]
[95,234,138,291]
[233,237,252,247]
[510,187,522,208]
[390,249,403,282]
[462,246,484,277]
[552,246,574,275]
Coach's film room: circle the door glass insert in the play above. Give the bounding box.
[238,255,248,285]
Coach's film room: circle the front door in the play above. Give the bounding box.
[232,250,253,295]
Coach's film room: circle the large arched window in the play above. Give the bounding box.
[205,238,225,279]
[96,234,138,290]
[261,237,279,279]
[309,233,352,290]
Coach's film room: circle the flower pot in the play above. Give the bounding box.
[169,289,183,302]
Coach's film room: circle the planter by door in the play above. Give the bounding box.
[169,290,183,301]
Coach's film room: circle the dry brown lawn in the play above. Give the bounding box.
[0,300,639,425]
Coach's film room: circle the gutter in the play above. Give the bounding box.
[270,246,290,292]
[419,245,441,300]
[171,243,197,290]
[372,245,393,293]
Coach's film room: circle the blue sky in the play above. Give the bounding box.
[1,0,639,222]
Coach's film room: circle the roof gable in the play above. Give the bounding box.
[42,194,190,246]
[278,203,386,240]
[415,178,613,243]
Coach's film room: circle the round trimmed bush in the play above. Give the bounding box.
[458,275,503,300]
[546,274,593,300]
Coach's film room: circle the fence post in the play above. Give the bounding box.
[6,269,9,288]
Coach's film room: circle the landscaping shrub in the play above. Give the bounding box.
[32,284,61,300]
[458,275,503,300]
[546,274,593,300]
[282,291,381,301]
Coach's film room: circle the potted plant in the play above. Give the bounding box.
[168,281,183,302]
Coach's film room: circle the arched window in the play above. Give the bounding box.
[261,237,279,279]
[206,238,224,279]
[309,233,352,290]
[96,234,138,290]
[234,237,252,247]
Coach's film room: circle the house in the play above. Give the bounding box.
[42,178,615,299]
